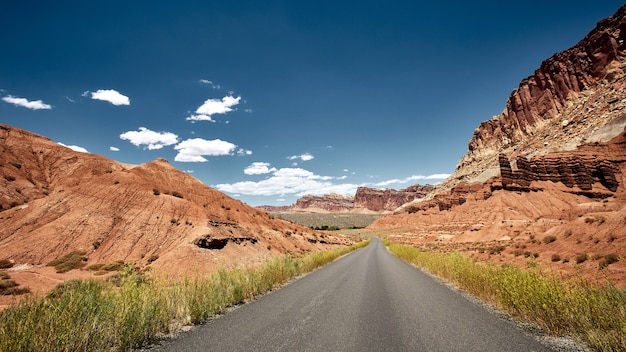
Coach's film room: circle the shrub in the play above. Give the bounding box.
[584,217,596,224]
[4,175,15,182]
[543,235,557,244]
[551,254,561,262]
[46,251,88,273]
[0,259,14,269]
[599,254,620,269]
[575,253,588,264]
[171,191,183,199]
[488,245,506,255]
[152,189,160,195]
[147,255,158,264]
[9,161,21,169]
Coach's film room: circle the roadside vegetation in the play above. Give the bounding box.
[0,239,369,352]
[387,243,625,352]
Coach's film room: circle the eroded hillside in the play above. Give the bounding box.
[0,125,354,304]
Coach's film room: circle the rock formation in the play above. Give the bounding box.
[451,4,626,186]
[353,185,434,212]
[258,185,434,213]
[0,124,352,279]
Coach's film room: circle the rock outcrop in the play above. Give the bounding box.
[294,193,355,211]
[452,4,626,186]
[404,129,626,214]
[353,185,434,212]
[258,185,434,213]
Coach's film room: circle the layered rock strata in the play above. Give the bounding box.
[452,4,626,186]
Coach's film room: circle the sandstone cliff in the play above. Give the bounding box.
[451,4,626,186]
[370,5,626,286]
[258,185,434,213]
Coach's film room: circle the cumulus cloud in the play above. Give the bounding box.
[87,89,130,106]
[174,138,237,162]
[287,153,314,162]
[244,162,278,175]
[2,95,51,110]
[375,173,451,187]
[109,146,120,152]
[119,127,178,150]
[214,167,360,197]
[186,96,241,121]
[58,142,89,153]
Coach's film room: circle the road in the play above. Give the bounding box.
[154,237,554,352]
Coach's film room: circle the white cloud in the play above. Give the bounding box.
[186,96,241,121]
[214,167,360,197]
[199,79,220,89]
[58,142,89,153]
[109,146,120,152]
[174,138,237,162]
[237,148,253,156]
[119,127,178,150]
[287,153,314,162]
[2,95,51,110]
[244,162,278,175]
[375,173,451,187]
[186,114,215,122]
[89,89,130,106]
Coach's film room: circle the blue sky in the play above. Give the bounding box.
[1,1,623,206]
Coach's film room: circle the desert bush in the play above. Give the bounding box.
[551,254,561,262]
[46,251,88,273]
[4,175,15,181]
[171,191,183,199]
[153,188,160,195]
[0,259,14,269]
[542,235,557,244]
[599,254,620,269]
[9,161,21,169]
[575,253,589,264]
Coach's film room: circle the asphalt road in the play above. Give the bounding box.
[153,237,554,352]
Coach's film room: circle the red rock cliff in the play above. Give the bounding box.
[454,4,626,184]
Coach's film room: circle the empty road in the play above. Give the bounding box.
[154,237,554,352]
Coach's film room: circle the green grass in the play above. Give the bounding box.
[388,244,626,352]
[47,251,88,273]
[0,239,369,352]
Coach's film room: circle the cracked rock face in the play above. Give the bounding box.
[448,4,626,188]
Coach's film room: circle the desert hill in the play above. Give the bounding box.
[0,124,353,302]
[369,4,626,284]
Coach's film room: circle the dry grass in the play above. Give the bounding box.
[0,239,369,351]
[388,244,626,352]
[46,251,88,273]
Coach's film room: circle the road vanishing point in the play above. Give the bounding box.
[154,237,555,352]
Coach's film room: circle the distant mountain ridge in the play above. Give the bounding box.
[257,185,434,213]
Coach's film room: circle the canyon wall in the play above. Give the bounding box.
[452,4,626,185]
